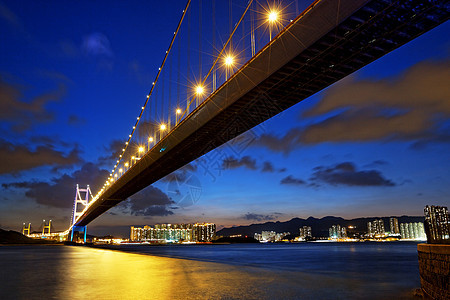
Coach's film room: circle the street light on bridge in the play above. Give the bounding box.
[268,10,279,41]
[135,146,145,162]
[195,85,204,96]
[148,137,154,151]
[176,108,182,125]
[160,124,166,140]
[224,55,235,81]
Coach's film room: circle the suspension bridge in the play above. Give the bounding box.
[54,0,448,242]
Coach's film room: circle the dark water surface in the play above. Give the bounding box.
[0,242,421,299]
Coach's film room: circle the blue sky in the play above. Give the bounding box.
[0,0,449,237]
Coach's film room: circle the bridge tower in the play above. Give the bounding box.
[42,220,51,235]
[22,223,31,236]
[70,184,92,243]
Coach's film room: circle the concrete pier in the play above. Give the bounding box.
[417,244,450,300]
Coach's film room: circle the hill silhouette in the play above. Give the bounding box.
[0,228,58,244]
[217,216,425,237]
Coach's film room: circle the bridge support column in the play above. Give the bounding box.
[69,184,92,243]
[70,226,87,243]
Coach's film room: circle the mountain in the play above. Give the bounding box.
[0,228,57,244]
[217,216,425,238]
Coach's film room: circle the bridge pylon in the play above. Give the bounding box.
[42,220,51,235]
[22,223,31,236]
[70,184,92,243]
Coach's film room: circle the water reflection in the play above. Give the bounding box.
[0,244,418,299]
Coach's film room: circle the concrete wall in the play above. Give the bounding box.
[417,244,450,300]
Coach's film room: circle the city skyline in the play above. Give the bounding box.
[0,1,449,237]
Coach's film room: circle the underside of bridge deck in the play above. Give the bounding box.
[75,0,449,226]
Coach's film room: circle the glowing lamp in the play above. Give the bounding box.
[195,85,204,95]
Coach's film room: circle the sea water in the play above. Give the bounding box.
[0,242,421,299]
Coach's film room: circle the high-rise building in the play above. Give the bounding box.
[255,231,290,242]
[299,226,312,239]
[389,218,400,234]
[261,231,276,242]
[130,223,215,243]
[424,205,450,243]
[341,226,347,238]
[275,232,290,241]
[367,219,385,237]
[329,225,346,239]
[400,222,426,240]
[193,223,216,242]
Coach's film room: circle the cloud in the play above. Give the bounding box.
[280,175,306,185]
[262,161,286,173]
[254,128,302,154]
[253,59,450,153]
[0,2,23,30]
[28,135,70,148]
[2,162,109,208]
[98,139,124,166]
[310,162,395,187]
[129,60,152,86]
[59,39,79,58]
[139,205,173,217]
[0,76,67,132]
[302,60,450,144]
[119,185,174,216]
[299,108,435,144]
[363,160,389,168]
[371,160,388,166]
[67,114,85,126]
[409,129,450,150]
[222,156,257,170]
[161,163,197,183]
[81,33,113,57]
[0,139,82,175]
[261,161,275,172]
[304,60,450,118]
[243,212,280,222]
[220,156,285,174]
[135,120,160,140]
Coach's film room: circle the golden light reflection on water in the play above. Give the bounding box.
[57,246,363,299]
[58,247,283,300]
[0,245,418,299]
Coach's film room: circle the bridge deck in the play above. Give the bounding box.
[75,0,449,226]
